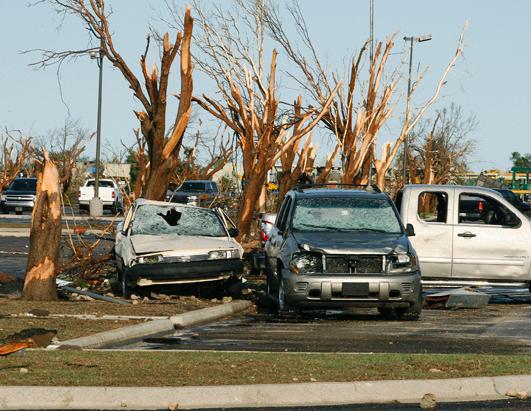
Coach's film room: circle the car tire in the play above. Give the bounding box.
[118,265,131,299]
[112,201,119,215]
[395,286,422,321]
[276,275,294,317]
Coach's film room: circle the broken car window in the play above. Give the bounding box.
[292,197,402,234]
[131,205,227,237]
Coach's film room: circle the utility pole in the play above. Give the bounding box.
[89,1,104,217]
[402,34,432,186]
[368,0,375,184]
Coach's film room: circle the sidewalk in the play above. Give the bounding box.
[0,375,529,410]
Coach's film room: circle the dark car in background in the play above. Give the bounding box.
[494,188,531,215]
[1,178,37,214]
[166,180,219,206]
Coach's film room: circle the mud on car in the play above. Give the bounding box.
[114,199,243,296]
[264,186,422,320]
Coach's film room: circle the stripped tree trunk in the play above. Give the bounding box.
[23,152,61,301]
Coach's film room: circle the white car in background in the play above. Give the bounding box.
[114,199,243,296]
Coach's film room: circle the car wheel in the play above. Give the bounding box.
[395,285,422,321]
[276,276,294,317]
[118,266,131,299]
[112,202,119,215]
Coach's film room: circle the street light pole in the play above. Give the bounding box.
[402,34,432,186]
[89,14,104,217]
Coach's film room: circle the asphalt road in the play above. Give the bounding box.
[120,287,531,354]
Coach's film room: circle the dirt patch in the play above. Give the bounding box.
[0,317,142,342]
[0,297,216,318]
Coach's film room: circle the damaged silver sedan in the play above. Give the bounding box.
[114,199,243,296]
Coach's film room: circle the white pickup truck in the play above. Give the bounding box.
[397,184,531,290]
[78,178,124,214]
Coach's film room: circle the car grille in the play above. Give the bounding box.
[325,255,384,274]
[6,195,34,201]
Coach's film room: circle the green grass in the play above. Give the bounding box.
[1,351,529,386]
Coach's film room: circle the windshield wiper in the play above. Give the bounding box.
[353,228,400,234]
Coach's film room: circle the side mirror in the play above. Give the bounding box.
[405,223,415,237]
[228,227,239,237]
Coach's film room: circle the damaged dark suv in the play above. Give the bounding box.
[264,186,422,319]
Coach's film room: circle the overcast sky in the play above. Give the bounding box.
[1,0,530,171]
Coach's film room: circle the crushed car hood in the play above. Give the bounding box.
[291,231,409,254]
[131,234,237,255]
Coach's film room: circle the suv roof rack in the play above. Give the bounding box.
[294,183,381,193]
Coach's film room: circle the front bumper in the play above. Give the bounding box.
[4,200,35,211]
[125,258,244,285]
[281,269,421,309]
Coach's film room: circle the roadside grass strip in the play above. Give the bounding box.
[0,351,529,386]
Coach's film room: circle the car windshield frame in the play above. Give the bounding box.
[291,196,403,234]
[9,179,37,192]
[130,204,228,237]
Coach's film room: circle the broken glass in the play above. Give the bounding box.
[131,204,227,237]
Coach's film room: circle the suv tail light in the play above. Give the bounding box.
[112,191,116,199]
[78,190,81,198]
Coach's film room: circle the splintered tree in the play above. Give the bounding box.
[266,3,466,190]
[35,118,92,195]
[0,131,31,192]
[23,152,62,301]
[30,1,194,200]
[171,0,338,237]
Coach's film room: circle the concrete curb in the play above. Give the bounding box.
[55,300,252,349]
[0,375,529,409]
[170,300,252,328]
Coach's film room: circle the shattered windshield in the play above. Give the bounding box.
[292,197,402,234]
[131,204,227,237]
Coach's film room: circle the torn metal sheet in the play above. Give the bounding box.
[424,287,490,309]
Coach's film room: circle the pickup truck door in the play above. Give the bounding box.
[452,189,531,281]
[405,187,454,278]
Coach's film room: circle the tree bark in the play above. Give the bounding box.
[23,152,62,301]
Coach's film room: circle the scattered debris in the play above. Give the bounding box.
[0,328,58,351]
[65,360,97,368]
[424,287,490,309]
[506,390,529,400]
[28,309,50,317]
[419,393,437,409]
[0,342,32,356]
[19,368,29,373]
[61,286,130,305]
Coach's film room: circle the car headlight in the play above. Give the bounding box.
[386,253,417,273]
[0,194,5,202]
[208,249,237,260]
[289,252,323,274]
[136,254,164,264]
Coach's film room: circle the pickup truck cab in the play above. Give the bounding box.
[78,178,124,214]
[397,185,531,290]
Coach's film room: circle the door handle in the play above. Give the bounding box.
[457,232,476,238]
